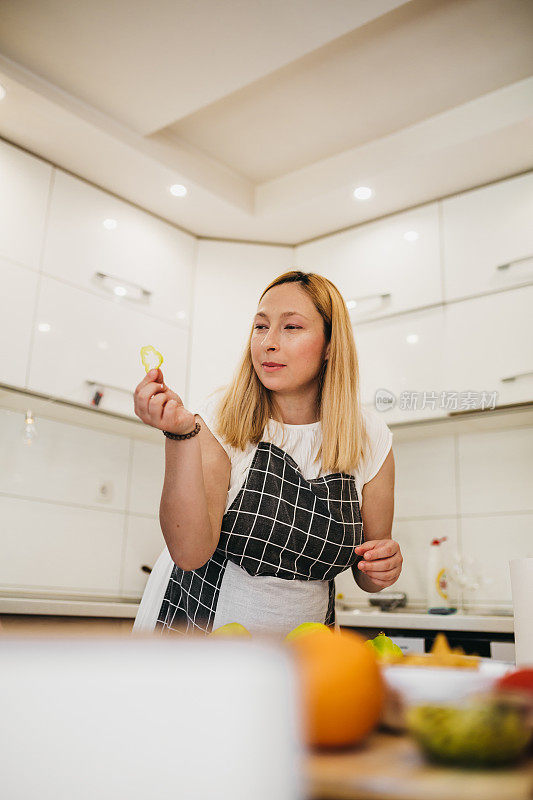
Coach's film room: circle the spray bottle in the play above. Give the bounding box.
[427,536,456,614]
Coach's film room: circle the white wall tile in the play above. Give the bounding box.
[458,427,533,515]
[128,440,165,516]
[394,436,457,517]
[461,513,533,606]
[0,409,130,510]
[120,515,166,599]
[0,495,124,595]
[335,518,459,605]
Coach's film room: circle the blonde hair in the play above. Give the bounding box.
[209,269,369,474]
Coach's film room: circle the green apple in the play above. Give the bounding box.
[211,622,252,637]
[285,622,332,642]
[366,632,403,658]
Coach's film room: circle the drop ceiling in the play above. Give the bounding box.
[0,0,532,244]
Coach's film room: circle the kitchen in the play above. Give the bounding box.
[0,0,532,797]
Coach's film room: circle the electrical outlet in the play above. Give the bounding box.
[96,481,113,503]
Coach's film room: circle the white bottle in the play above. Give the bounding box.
[426,537,451,612]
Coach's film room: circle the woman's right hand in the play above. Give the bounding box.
[133,368,197,435]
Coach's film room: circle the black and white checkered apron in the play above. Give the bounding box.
[155,440,363,635]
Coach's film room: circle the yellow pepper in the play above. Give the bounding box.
[140,345,164,374]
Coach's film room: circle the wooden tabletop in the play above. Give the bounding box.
[306,731,533,800]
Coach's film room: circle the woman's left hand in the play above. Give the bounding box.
[353,539,403,589]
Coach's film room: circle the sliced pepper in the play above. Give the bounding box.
[140,345,164,374]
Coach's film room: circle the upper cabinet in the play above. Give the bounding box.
[442,172,533,301]
[0,258,39,388]
[27,276,189,418]
[0,138,52,271]
[42,170,196,326]
[355,306,448,424]
[444,285,533,409]
[296,202,442,321]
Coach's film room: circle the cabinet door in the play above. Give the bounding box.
[120,516,166,599]
[296,202,442,320]
[121,440,167,599]
[442,172,533,301]
[0,139,52,271]
[0,258,39,388]
[355,307,447,424]
[27,276,189,418]
[42,170,195,325]
[444,286,533,408]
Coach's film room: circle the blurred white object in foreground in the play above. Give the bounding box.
[0,634,306,800]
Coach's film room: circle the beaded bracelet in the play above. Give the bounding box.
[163,421,201,440]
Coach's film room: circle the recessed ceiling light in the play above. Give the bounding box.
[353,186,372,200]
[103,218,117,230]
[113,286,127,297]
[404,230,419,241]
[0,84,6,101]
[406,333,419,344]
[346,300,357,310]
[38,323,51,333]
[170,184,187,197]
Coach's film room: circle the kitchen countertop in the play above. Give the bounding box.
[307,730,533,800]
[0,597,515,633]
[0,596,139,618]
[337,607,514,633]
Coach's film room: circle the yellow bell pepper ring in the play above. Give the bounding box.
[140,345,164,374]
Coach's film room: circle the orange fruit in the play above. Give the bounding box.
[288,628,384,748]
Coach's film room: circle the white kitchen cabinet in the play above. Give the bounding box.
[354,306,447,424]
[444,285,533,409]
[42,169,196,325]
[296,202,442,321]
[0,494,124,598]
[0,258,39,387]
[442,171,533,301]
[27,275,189,418]
[120,515,166,600]
[0,139,52,271]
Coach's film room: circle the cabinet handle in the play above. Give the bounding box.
[86,379,132,395]
[496,255,533,272]
[348,291,391,309]
[501,370,533,383]
[141,565,153,574]
[94,271,152,303]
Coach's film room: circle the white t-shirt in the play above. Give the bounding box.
[132,390,392,635]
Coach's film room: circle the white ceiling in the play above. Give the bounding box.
[0,0,532,244]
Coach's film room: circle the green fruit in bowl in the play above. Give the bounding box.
[366,632,403,660]
[406,700,532,767]
[285,622,332,642]
[211,623,252,637]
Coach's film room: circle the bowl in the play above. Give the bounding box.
[382,658,513,706]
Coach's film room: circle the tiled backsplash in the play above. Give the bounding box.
[0,407,165,600]
[335,424,533,612]
[1,404,532,610]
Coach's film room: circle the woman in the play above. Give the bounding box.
[132,270,401,636]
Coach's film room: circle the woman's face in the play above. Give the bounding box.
[251,283,330,392]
